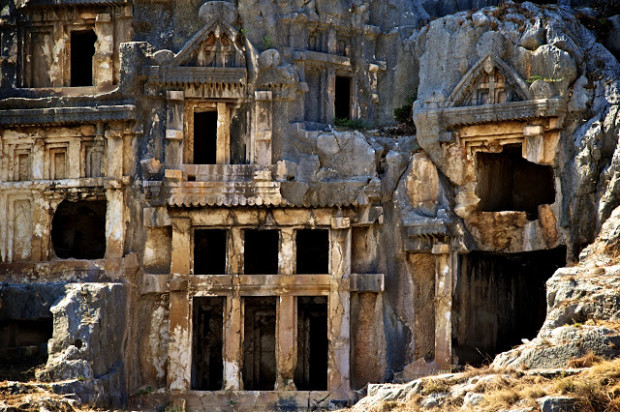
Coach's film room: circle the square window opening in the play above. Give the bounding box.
[296,229,329,274]
[476,144,555,219]
[194,229,227,274]
[244,230,279,274]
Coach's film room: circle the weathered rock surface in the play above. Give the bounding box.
[36,283,128,408]
[493,206,620,370]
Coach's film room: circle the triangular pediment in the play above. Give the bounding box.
[170,19,246,68]
[446,55,531,107]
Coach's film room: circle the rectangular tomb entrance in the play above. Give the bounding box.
[242,296,277,390]
[295,296,328,390]
[191,297,225,390]
[453,247,566,366]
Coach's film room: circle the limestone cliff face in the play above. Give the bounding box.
[412,1,620,260]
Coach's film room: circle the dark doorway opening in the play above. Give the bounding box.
[296,229,329,274]
[0,319,53,381]
[244,230,279,274]
[453,247,566,366]
[70,30,97,87]
[295,296,328,390]
[194,111,218,164]
[335,76,351,120]
[51,200,106,259]
[191,297,225,390]
[194,229,227,274]
[476,145,555,219]
[243,297,276,390]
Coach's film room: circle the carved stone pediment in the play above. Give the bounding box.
[445,55,531,108]
[171,20,246,69]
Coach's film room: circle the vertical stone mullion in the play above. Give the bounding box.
[328,218,351,398]
[104,188,124,259]
[279,227,295,275]
[168,217,192,395]
[432,242,453,372]
[223,291,242,390]
[275,295,297,390]
[216,102,230,164]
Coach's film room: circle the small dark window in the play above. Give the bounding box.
[194,111,218,164]
[191,297,225,390]
[194,229,227,274]
[296,229,329,274]
[476,145,555,219]
[243,297,276,390]
[244,230,279,274]
[51,199,106,259]
[295,296,328,390]
[70,30,97,87]
[335,76,351,120]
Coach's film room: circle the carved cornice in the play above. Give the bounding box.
[146,66,247,86]
[0,104,136,126]
[422,98,565,128]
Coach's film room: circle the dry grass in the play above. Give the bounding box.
[568,352,602,368]
[0,381,87,411]
[367,358,620,412]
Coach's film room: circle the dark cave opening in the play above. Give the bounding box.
[453,247,566,366]
[476,145,555,219]
[0,319,53,381]
[51,199,106,259]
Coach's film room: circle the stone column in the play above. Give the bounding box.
[223,291,243,390]
[228,227,244,274]
[105,127,123,179]
[223,228,243,390]
[524,124,545,164]
[31,193,50,261]
[165,91,185,168]
[94,13,114,88]
[68,138,81,179]
[253,91,273,166]
[276,295,297,390]
[32,138,44,180]
[168,217,192,393]
[326,69,336,124]
[104,188,124,258]
[432,242,453,371]
[279,228,295,275]
[216,103,230,164]
[328,217,351,398]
